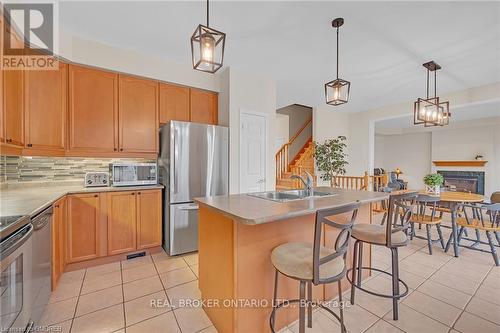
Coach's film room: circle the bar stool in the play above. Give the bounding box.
[269,203,360,333]
[348,192,417,320]
[409,194,445,255]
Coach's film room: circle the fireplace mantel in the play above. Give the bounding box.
[433,160,488,167]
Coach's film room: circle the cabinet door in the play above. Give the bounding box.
[68,65,118,152]
[67,193,101,263]
[189,89,218,125]
[106,191,137,255]
[118,75,158,153]
[159,83,189,124]
[3,28,24,147]
[51,197,66,290]
[25,63,67,152]
[137,189,162,250]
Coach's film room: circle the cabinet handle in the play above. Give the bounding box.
[138,192,141,195]
[120,148,124,151]
[27,143,32,147]
[6,139,12,143]
[131,192,135,195]
[94,194,98,198]
[114,148,117,151]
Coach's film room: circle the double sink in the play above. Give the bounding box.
[248,189,337,202]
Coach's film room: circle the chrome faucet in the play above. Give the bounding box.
[290,171,314,195]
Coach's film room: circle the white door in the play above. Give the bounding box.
[240,112,267,193]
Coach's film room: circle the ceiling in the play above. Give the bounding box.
[59,1,500,112]
[375,100,500,135]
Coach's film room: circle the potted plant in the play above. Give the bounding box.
[314,136,348,187]
[423,173,444,195]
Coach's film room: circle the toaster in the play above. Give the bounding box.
[85,172,109,187]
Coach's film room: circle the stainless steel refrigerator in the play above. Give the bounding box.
[159,121,229,255]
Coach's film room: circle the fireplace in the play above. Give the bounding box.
[437,170,485,195]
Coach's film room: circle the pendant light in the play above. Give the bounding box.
[325,18,350,106]
[190,0,226,73]
[413,61,451,127]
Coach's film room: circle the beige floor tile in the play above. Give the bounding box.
[198,326,219,333]
[404,250,450,269]
[475,283,500,306]
[465,297,500,325]
[430,270,480,295]
[362,274,412,301]
[154,257,188,273]
[183,252,199,266]
[121,263,158,283]
[346,287,393,317]
[126,312,180,333]
[85,261,121,278]
[174,307,213,333]
[46,320,72,333]
[454,311,500,333]
[40,297,78,326]
[49,280,82,303]
[324,299,379,333]
[399,259,437,279]
[123,275,164,302]
[75,285,123,317]
[166,280,201,308]
[121,255,153,270]
[58,269,86,284]
[417,279,471,309]
[364,320,404,333]
[383,304,449,333]
[482,271,500,288]
[402,290,462,326]
[190,264,199,277]
[71,304,124,333]
[124,290,170,326]
[81,270,122,294]
[159,267,197,289]
[380,268,426,290]
[151,251,174,263]
[440,260,491,282]
[288,309,341,333]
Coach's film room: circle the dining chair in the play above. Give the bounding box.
[409,194,446,255]
[269,203,360,333]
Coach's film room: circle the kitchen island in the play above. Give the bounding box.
[195,187,388,333]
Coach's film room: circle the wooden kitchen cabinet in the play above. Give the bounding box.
[66,193,102,263]
[159,83,190,124]
[189,89,218,125]
[68,65,118,153]
[24,63,67,154]
[52,197,67,290]
[118,75,158,153]
[106,191,137,255]
[136,189,162,249]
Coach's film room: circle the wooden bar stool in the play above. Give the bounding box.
[409,194,446,255]
[348,192,417,320]
[455,203,500,266]
[269,203,360,333]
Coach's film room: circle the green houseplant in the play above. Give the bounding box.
[423,173,444,195]
[314,136,348,186]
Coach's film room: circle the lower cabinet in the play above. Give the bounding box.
[66,193,102,263]
[63,189,162,264]
[51,197,67,290]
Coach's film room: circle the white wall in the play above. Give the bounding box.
[275,114,289,151]
[59,32,219,92]
[374,133,432,190]
[218,68,277,194]
[312,105,350,186]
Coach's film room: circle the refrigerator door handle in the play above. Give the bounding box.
[178,204,199,211]
[172,127,178,195]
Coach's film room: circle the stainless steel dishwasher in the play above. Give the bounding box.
[30,207,53,326]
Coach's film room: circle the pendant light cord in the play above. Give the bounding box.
[336,27,339,79]
[426,69,429,99]
[206,0,209,27]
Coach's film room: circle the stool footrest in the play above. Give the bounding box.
[346,266,409,300]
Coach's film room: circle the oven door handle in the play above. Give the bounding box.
[0,224,33,259]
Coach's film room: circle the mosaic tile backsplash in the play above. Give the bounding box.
[0,156,155,183]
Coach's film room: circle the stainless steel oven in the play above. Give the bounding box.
[111,163,157,186]
[0,219,34,333]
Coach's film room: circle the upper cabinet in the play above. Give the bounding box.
[3,27,25,147]
[24,63,67,153]
[68,65,118,153]
[190,89,218,125]
[159,83,190,124]
[118,75,158,153]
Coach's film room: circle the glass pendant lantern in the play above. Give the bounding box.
[191,0,226,73]
[413,61,451,127]
[325,18,350,106]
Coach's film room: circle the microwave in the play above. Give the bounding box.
[111,163,157,186]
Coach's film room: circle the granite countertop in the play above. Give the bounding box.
[195,187,389,225]
[0,182,164,217]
